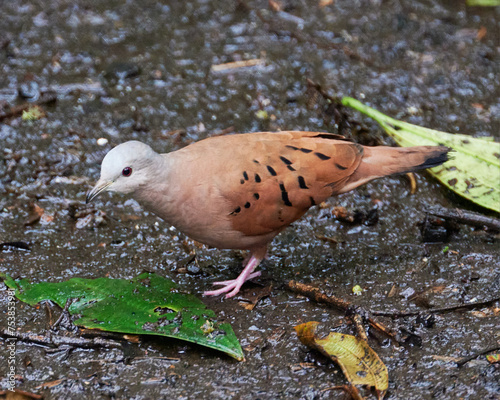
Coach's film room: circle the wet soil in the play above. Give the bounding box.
[1,1,499,399]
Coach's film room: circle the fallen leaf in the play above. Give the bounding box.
[3,272,244,361]
[295,321,388,396]
[21,105,45,121]
[486,354,499,364]
[342,97,500,213]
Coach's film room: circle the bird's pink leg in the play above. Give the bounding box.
[203,255,262,298]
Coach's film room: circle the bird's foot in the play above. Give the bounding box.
[203,271,261,298]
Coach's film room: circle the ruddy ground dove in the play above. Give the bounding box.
[87,131,449,298]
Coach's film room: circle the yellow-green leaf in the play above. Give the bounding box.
[341,97,500,213]
[466,0,500,6]
[486,354,500,364]
[295,321,388,394]
[22,105,45,121]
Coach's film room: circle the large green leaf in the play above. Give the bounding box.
[342,97,500,213]
[1,272,244,360]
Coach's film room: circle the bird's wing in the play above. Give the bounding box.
[181,131,364,237]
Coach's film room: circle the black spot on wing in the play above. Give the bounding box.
[312,133,349,141]
[267,165,277,176]
[243,171,249,180]
[244,202,251,208]
[287,165,296,172]
[309,196,316,206]
[335,163,348,170]
[255,173,261,183]
[279,183,293,207]
[254,193,260,200]
[299,148,313,153]
[314,152,331,160]
[230,206,241,215]
[286,145,299,151]
[298,176,308,189]
[240,179,245,184]
[253,159,260,164]
[280,156,292,165]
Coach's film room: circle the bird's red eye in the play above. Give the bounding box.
[122,167,132,177]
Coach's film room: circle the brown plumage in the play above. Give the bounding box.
[87,131,450,298]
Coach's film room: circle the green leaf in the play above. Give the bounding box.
[466,0,500,6]
[341,97,500,213]
[1,272,244,361]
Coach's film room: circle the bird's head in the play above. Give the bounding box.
[86,141,160,203]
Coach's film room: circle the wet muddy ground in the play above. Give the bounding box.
[1,0,499,399]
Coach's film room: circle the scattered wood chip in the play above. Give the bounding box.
[268,0,282,11]
[319,0,334,7]
[387,284,398,298]
[432,355,462,363]
[315,234,339,246]
[210,59,265,73]
[35,378,66,389]
[290,362,316,372]
[477,26,487,40]
[0,388,43,399]
[24,203,44,226]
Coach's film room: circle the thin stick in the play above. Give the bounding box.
[426,206,500,231]
[51,298,74,330]
[372,296,500,318]
[0,328,122,350]
[456,345,500,367]
[286,281,399,342]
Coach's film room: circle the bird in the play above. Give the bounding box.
[86,131,449,298]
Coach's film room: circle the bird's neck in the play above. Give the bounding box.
[131,153,179,223]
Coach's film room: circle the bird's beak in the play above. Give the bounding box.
[86,179,113,204]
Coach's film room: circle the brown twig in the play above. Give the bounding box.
[456,344,500,367]
[372,296,500,318]
[0,328,123,349]
[286,280,399,342]
[352,314,368,342]
[0,388,42,399]
[426,206,500,231]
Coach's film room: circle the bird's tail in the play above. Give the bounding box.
[338,145,450,193]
